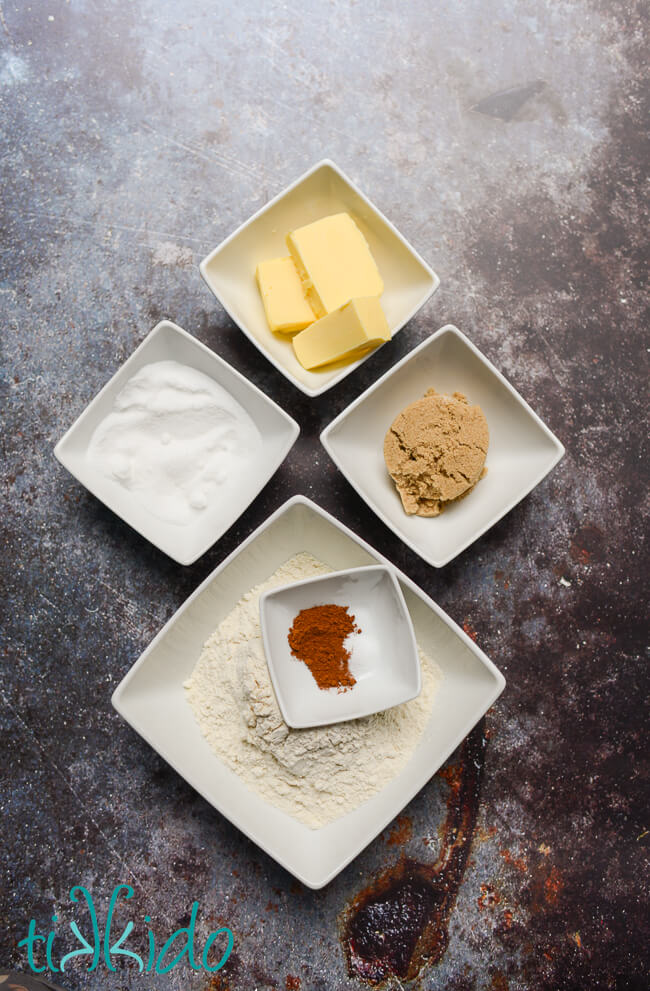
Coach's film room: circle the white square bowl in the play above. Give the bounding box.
[111,495,505,889]
[320,326,565,568]
[199,159,439,397]
[54,320,299,566]
[259,565,421,728]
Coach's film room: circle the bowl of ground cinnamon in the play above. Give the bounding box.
[259,564,421,729]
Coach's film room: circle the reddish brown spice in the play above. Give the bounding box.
[288,603,359,691]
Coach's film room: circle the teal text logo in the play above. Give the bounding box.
[18,885,233,975]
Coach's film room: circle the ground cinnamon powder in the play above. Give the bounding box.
[288,603,360,691]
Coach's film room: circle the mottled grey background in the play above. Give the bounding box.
[1,0,648,989]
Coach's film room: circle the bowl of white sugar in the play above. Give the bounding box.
[54,320,299,564]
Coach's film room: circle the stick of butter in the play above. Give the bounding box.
[292,296,390,371]
[287,212,383,319]
[256,256,316,334]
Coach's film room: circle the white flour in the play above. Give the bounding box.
[184,553,443,828]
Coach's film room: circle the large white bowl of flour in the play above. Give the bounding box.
[112,496,505,888]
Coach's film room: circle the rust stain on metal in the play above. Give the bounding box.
[204,976,233,991]
[478,882,501,910]
[462,619,479,642]
[569,523,605,564]
[544,865,564,904]
[438,762,463,792]
[386,814,413,846]
[500,847,529,873]
[340,723,486,983]
[570,543,592,564]
[494,569,510,589]
[476,824,498,843]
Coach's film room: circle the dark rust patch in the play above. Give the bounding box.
[462,620,479,642]
[204,976,233,991]
[543,865,564,905]
[569,523,606,565]
[341,723,486,983]
[499,848,528,874]
[386,814,412,847]
[478,882,502,910]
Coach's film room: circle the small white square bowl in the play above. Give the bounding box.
[259,565,421,728]
[111,495,505,889]
[54,320,299,566]
[199,159,439,397]
[320,326,565,568]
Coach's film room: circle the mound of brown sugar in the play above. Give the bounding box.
[383,388,489,517]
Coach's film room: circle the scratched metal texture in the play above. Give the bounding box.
[1,0,647,989]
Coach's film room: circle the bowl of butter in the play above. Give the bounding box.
[199,159,439,397]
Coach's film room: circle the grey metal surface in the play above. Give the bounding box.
[1,0,647,988]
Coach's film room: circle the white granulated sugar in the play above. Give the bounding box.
[87,360,261,526]
[184,552,443,829]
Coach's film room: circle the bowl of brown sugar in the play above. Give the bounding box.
[259,564,421,728]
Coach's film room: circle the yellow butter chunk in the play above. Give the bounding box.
[255,256,316,334]
[292,296,390,371]
[286,212,383,319]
